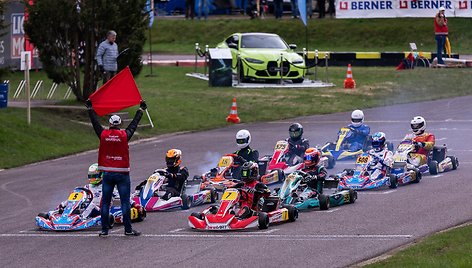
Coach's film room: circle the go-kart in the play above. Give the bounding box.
[259,140,305,185]
[188,187,298,230]
[36,187,146,231]
[398,139,459,175]
[337,153,398,190]
[278,171,357,211]
[36,187,111,231]
[132,169,218,211]
[321,127,389,169]
[194,154,243,192]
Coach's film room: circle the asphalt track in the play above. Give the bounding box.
[1,96,471,267]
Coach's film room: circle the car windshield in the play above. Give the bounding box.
[240,35,288,49]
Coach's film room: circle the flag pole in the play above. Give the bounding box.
[145,109,155,128]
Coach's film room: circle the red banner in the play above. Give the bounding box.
[89,67,142,116]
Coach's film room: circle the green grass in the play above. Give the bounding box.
[1,65,472,169]
[367,223,472,267]
[148,18,472,54]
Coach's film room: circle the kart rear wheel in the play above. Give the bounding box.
[428,160,439,175]
[136,208,146,222]
[388,175,398,189]
[448,156,459,170]
[258,212,269,229]
[348,189,357,204]
[191,212,205,220]
[109,214,115,229]
[319,194,330,210]
[181,194,192,210]
[37,212,49,219]
[286,205,298,222]
[326,155,336,169]
[210,189,218,203]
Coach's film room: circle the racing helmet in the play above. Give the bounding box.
[236,129,251,149]
[351,110,364,127]
[371,132,387,152]
[411,116,426,135]
[304,147,321,167]
[289,123,303,141]
[166,149,182,168]
[109,114,122,127]
[241,161,259,183]
[88,163,103,186]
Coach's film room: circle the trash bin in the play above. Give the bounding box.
[208,48,233,87]
[0,83,8,108]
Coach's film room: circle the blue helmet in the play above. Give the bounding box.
[371,132,386,151]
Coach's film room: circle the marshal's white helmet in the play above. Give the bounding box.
[236,129,251,149]
[351,110,364,127]
[411,116,426,135]
[109,114,122,127]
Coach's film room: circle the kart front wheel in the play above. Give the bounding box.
[412,169,422,183]
[319,194,330,210]
[448,156,459,170]
[37,212,49,219]
[286,205,298,222]
[388,175,398,189]
[210,189,218,203]
[191,212,205,220]
[181,194,192,210]
[348,189,357,203]
[258,212,269,229]
[136,208,146,222]
[428,160,439,175]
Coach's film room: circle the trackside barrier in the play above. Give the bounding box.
[30,80,43,98]
[13,80,26,99]
[46,83,59,99]
[194,43,209,76]
[64,87,72,99]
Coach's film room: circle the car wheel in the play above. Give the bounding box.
[285,205,298,222]
[191,212,204,220]
[181,194,191,210]
[326,155,335,169]
[291,77,304,83]
[210,189,218,203]
[388,174,398,189]
[448,156,459,170]
[258,212,269,229]
[319,194,330,210]
[348,189,357,203]
[428,160,439,175]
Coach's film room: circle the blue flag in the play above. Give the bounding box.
[297,0,307,26]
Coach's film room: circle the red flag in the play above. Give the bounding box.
[89,66,142,116]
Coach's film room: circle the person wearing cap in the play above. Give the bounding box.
[86,99,147,237]
[434,6,448,65]
[96,30,118,84]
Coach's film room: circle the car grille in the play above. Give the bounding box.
[267,61,290,76]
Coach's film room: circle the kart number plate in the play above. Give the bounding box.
[282,209,289,221]
[274,142,287,151]
[339,128,349,136]
[218,156,232,168]
[356,156,369,164]
[222,191,238,201]
[130,208,138,220]
[68,192,83,201]
[208,224,230,230]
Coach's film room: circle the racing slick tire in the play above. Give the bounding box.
[283,205,298,222]
[348,189,357,203]
[210,189,218,203]
[191,212,205,220]
[428,160,439,175]
[412,169,422,183]
[388,175,398,189]
[136,208,147,222]
[292,77,304,84]
[258,212,270,229]
[326,155,336,169]
[448,156,459,170]
[109,214,115,229]
[181,194,192,210]
[319,194,330,210]
[37,212,49,219]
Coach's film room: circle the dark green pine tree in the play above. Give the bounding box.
[24,0,149,101]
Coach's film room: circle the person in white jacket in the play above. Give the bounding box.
[367,132,393,180]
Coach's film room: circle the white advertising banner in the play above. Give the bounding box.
[336,0,472,18]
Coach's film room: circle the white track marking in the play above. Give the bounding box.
[359,190,397,195]
[0,233,412,240]
[323,208,341,213]
[169,228,184,233]
[428,174,444,179]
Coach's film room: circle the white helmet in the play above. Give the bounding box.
[351,110,364,127]
[236,129,251,149]
[411,116,426,135]
[109,114,122,126]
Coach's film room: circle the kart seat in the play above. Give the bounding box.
[260,196,279,212]
[431,146,446,162]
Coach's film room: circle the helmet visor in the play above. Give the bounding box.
[289,130,302,139]
[372,140,382,148]
[236,138,249,145]
[304,155,313,161]
[411,122,424,132]
[351,118,363,123]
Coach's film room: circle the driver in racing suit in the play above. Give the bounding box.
[345,110,370,151]
[162,149,189,200]
[232,129,259,180]
[286,123,310,165]
[402,116,435,167]
[231,161,270,219]
[367,132,393,180]
[301,148,328,194]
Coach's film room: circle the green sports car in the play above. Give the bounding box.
[217,33,306,83]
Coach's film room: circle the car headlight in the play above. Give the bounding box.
[244,58,264,64]
[291,59,304,64]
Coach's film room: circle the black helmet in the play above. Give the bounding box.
[289,123,303,141]
[240,161,259,183]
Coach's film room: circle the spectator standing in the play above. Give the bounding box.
[197,0,209,20]
[434,6,448,65]
[291,0,299,18]
[86,99,148,237]
[185,0,195,19]
[96,30,118,84]
[307,0,313,19]
[328,0,335,17]
[273,0,283,19]
[317,0,325,18]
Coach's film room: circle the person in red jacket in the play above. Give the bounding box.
[434,6,448,65]
[86,99,146,237]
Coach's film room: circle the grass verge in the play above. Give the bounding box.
[1,66,472,168]
[366,223,472,267]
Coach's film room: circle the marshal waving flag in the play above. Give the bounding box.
[89,67,142,116]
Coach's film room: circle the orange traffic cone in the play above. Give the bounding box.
[344,64,356,89]
[226,98,240,124]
